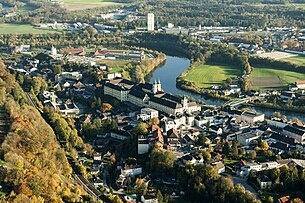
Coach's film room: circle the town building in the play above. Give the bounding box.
[257,175,272,190]
[55,71,82,83]
[282,125,305,144]
[40,91,80,117]
[137,108,159,121]
[147,13,155,31]
[138,136,150,154]
[237,133,260,146]
[295,80,305,89]
[239,161,281,177]
[238,111,265,124]
[104,78,201,115]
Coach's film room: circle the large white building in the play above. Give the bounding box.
[104,78,201,115]
[147,13,154,31]
[296,80,305,89]
[55,71,82,83]
[137,108,159,121]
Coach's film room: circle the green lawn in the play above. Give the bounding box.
[281,55,305,66]
[0,24,58,34]
[223,159,239,165]
[251,65,305,90]
[96,59,130,71]
[184,63,241,88]
[60,0,122,10]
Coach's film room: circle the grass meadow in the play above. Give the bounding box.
[0,24,58,34]
[184,63,241,88]
[251,65,305,90]
[61,0,122,10]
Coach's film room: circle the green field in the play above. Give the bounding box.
[281,55,305,66]
[96,59,130,71]
[184,63,241,88]
[0,24,58,34]
[251,65,305,90]
[60,0,122,10]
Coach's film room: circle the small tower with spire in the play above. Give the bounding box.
[157,78,162,92]
[51,46,57,56]
[181,96,188,109]
[152,79,158,94]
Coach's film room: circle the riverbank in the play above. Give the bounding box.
[147,55,305,120]
[247,102,305,114]
[120,46,167,82]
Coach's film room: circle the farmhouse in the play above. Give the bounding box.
[296,80,305,89]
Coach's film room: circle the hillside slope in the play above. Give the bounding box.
[0,63,88,202]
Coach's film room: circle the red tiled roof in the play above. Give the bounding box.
[64,48,85,55]
[278,196,290,203]
[296,80,305,85]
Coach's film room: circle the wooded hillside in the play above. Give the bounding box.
[0,63,87,202]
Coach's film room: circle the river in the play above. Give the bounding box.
[148,55,305,121]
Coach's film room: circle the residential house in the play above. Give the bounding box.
[141,189,158,203]
[257,175,272,190]
[138,136,150,155]
[295,80,305,89]
[209,125,223,135]
[166,129,180,150]
[280,91,296,100]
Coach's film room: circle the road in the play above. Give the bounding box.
[24,91,42,112]
[233,176,260,200]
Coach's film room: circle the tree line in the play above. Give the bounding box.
[0,63,97,202]
[127,32,252,92]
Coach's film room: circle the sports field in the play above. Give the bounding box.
[0,24,58,34]
[258,51,297,60]
[281,55,305,66]
[184,63,241,88]
[251,65,305,90]
[258,51,305,66]
[61,0,122,11]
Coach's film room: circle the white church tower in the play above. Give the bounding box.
[181,96,188,109]
[51,46,57,56]
[147,13,155,32]
[152,79,162,94]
